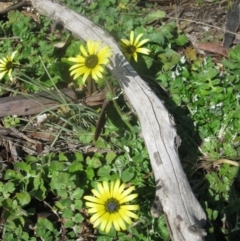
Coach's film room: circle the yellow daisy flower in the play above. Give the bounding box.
[120,31,150,62]
[0,51,17,81]
[83,179,139,233]
[68,40,112,83]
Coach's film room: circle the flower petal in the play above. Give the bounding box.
[116,212,127,230]
[8,69,13,80]
[69,63,84,71]
[92,67,102,81]
[90,209,106,223]
[111,213,121,231]
[93,41,102,55]
[100,212,110,232]
[88,205,105,213]
[82,69,91,83]
[119,193,138,204]
[103,181,111,199]
[91,189,102,198]
[121,39,130,46]
[129,31,134,45]
[68,55,85,63]
[112,179,122,198]
[118,186,135,199]
[11,51,17,60]
[83,195,105,204]
[80,45,88,57]
[87,40,94,55]
[120,204,139,211]
[119,208,139,219]
[136,47,150,55]
[0,70,7,80]
[134,33,143,46]
[133,52,138,62]
[136,38,149,48]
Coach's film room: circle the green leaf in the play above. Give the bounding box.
[223,143,237,157]
[106,151,117,164]
[199,89,211,95]
[25,155,38,163]
[68,161,83,172]
[95,138,109,148]
[59,152,68,161]
[51,172,71,190]
[156,73,169,87]
[88,1,98,9]
[2,198,14,210]
[33,175,41,189]
[86,156,102,169]
[4,170,23,180]
[158,49,180,71]
[16,192,31,206]
[175,34,188,46]
[149,33,165,44]
[74,200,83,210]
[222,58,237,69]
[206,208,218,220]
[97,236,113,241]
[73,213,84,223]
[161,24,175,39]
[14,162,31,173]
[229,44,240,61]
[36,218,54,234]
[78,128,94,144]
[4,182,15,194]
[64,219,74,228]
[49,161,64,172]
[74,152,84,162]
[62,209,73,218]
[97,165,111,176]
[200,83,211,90]
[142,55,153,69]
[211,79,221,85]
[86,167,95,180]
[72,188,84,199]
[121,169,134,182]
[56,198,69,209]
[201,68,218,81]
[212,86,224,93]
[145,10,166,24]
[156,216,170,241]
[32,176,46,201]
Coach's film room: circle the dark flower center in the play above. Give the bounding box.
[126,45,136,54]
[85,55,98,69]
[6,61,13,70]
[105,198,120,213]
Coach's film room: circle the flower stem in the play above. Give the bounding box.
[104,78,134,132]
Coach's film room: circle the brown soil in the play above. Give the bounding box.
[152,0,240,47]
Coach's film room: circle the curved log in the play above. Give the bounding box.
[30,1,206,240]
[0,88,76,117]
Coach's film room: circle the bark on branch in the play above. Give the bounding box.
[29,1,206,240]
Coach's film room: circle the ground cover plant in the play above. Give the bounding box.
[0,0,240,240]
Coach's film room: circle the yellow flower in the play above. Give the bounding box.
[68,40,112,83]
[84,179,139,233]
[118,2,128,10]
[0,51,17,81]
[120,31,150,62]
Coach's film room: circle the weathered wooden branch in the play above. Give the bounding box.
[0,88,76,117]
[0,88,108,117]
[30,1,206,240]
